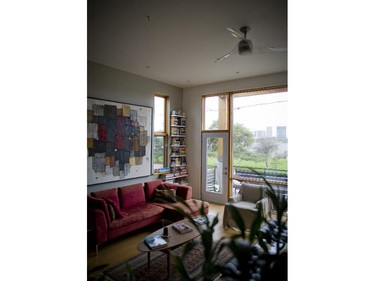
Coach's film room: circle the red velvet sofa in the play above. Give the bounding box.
[88,180,209,252]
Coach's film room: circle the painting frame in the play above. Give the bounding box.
[87,97,153,185]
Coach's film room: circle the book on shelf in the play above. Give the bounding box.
[175,158,181,165]
[172,222,193,234]
[171,116,179,125]
[160,173,174,180]
[171,139,180,145]
[144,235,167,249]
[171,127,180,135]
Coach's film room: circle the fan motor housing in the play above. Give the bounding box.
[238,39,253,55]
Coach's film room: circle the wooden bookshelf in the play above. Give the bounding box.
[165,110,188,185]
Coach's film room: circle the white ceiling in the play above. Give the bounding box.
[88,0,287,88]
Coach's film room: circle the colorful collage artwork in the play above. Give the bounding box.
[87,98,152,185]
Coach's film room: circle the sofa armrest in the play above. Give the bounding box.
[87,195,111,226]
[228,193,243,203]
[256,197,272,218]
[88,207,108,245]
[175,184,192,200]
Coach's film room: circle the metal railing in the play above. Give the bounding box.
[233,166,288,186]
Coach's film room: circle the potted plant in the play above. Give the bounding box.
[220,173,287,281]
[121,175,287,281]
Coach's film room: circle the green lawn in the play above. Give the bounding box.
[234,158,287,171]
[208,155,287,174]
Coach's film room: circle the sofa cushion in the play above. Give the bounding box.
[160,182,178,191]
[108,203,164,230]
[164,183,192,200]
[230,201,258,211]
[240,183,263,203]
[104,197,125,218]
[144,180,164,201]
[153,186,177,203]
[107,203,116,221]
[151,199,209,221]
[118,183,146,210]
[91,188,120,209]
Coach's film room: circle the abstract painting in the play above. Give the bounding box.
[87,98,152,185]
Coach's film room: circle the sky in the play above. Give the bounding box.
[233,92,288,132]
[205,91,288,137]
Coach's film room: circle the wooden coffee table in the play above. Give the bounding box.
[137,219,201,279]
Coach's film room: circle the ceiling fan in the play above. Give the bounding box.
[215,26,286,63]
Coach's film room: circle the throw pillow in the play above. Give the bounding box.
[153,185,177,203]
[104,197,125,218]
[158,184,168,190]
[107,203,116,221]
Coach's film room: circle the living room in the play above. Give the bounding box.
[4,0,375,281]
[87,1,287,280]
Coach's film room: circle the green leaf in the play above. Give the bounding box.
[182,239,198,257]
[125,262,135,281]
[173,256,194,281]
[249,205,264,243]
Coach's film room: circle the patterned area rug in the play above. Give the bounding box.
[98,242,233,281]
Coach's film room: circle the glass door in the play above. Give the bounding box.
[201,132,228,204]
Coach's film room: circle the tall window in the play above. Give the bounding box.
[202,94,229,130]
[232,89,287,172]
[202,87,288,196]
[232,87,288,197]
[153,95,168,171]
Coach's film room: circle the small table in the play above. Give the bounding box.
[137,219,201,279]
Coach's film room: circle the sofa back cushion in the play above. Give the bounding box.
[91,188,120,208]
[164,182,192,200]
[153,186,177,203]
[240,183,263,203]
[118,183,146,210]
[104,197,125,218]
[144,180,163,201]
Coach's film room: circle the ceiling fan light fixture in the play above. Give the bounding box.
[238,39,253,55]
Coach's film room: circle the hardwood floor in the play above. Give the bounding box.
[87,203,238,278]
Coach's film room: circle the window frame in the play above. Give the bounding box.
[153,94,168,170]
[201,85,287,197]
[201,93,230,132]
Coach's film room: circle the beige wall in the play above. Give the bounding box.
[182,72,287,199]
[88,61,183,193]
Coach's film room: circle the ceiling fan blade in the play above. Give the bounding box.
[267,47,287,52]
[215,46,237,63]
[254,46,287,54]
[215,53,232,63]
[226,27,244,39]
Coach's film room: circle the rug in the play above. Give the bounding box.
[98,242,233,281]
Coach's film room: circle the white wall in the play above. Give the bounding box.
[182,72,287,199]
[87,61,183,193]
[87,63,287,198]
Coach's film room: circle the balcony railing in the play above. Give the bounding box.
[232,166,288,188]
